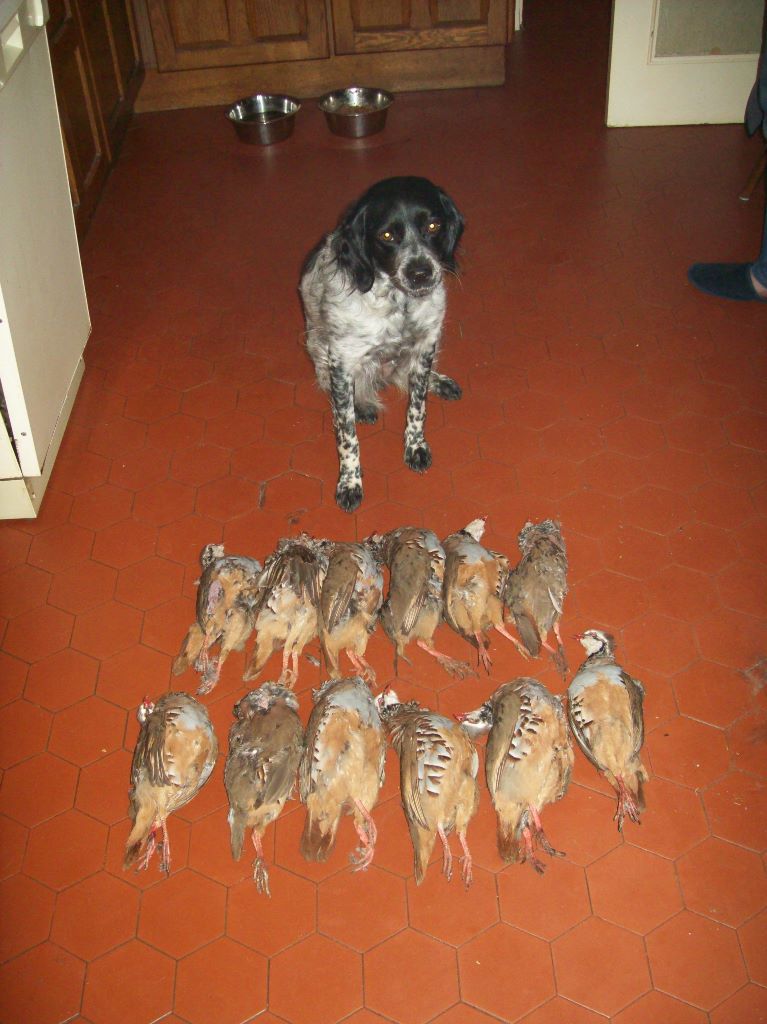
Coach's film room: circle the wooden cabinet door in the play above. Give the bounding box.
[147,0,329,70]
[47,0,109,234]
[332,0,507,54]
[79,1,142,143]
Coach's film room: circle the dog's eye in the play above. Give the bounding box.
[426,220,441,235]
[378,230,394,243]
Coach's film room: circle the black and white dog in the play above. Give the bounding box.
[300,176,465,512]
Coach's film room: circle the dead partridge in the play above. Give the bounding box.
[320,540,384,683]
[442,517,517,673]
[458,678,573,872]
[224,683,304,895]
[504,519,569,678]
[568,629,649,831]
[378,527,473,678]
[377,688,480,887]
[124,692,218,875]
[244,534,328,688]
[173,543,263,695]
[299,676,386,869]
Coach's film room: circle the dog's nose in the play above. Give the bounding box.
[404,261,435,290]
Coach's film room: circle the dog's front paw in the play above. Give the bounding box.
[336,481,363,513]
[430,373,462,401]
[355,403,379,425]
[405,442,432,474]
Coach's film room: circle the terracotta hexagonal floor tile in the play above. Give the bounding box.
[519,998,606,1024]
[0,815,27,879]
[725,410,767,451]
[0,942,84,1024]
[0,753,77,826]
[187,807,251,886]
[498,857,590,940]
[644,564,720,623]
[600,523,672,580]
[143,595,201,658]
[271,933,362,1024]
[612,990,707,1024]
[727,703,767,777]
[69,484,133,531]
[4,604,74,663]
[710,984,767,1024]
[115,555,185,609]
[604,415,666,457]
[739,909,767,985]
[621,486,692,535]
[205,407,264,448]
[49,697,126,767]
[75,748,133,825]
[459,923,554,1021]
[553,916,651,1016]
[647,910,747,1010]
[109,446,171,492]
[645,716,729,789]
[621,614,698,675]
[145,412,205,450]
[365,929,458,1024]
[0,564,51,618]
[138,868,226,957]
[71,601,143,660]
[156,513,223,567]
[587,844,682,934]
[406,863,498,946]
[318,865,407,952]
[134,478,196,526]
[717,560,767,618]
[24,809,107,889]
[541,782,621,866]
[643,449,710,494]
[677,837,767,927]
[81,940,175,1024]
[196,475,263,521]
[0,873,55,960]
[227,864,315,955]
[695,607,767,670]
[574,570,648,627]
[27,523,94,573]
[51,872,139,959]
[47,559,117,615]
[23,648,97,710]
[0,526,31,572]
[0,700,52,768]
[626,776,708,859]
[170,442,231,488]
[703,772,767,851]
[691,480,758,529]
[91,518,157,568]
[670,522,740,575]
[124,384,180,422]
[262,471,324,514]
[0,651,26,706]
[672,660,753,727]
[175,937,267,1024]
[97,644,172,708]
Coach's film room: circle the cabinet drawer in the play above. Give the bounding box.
[147,0,329,70]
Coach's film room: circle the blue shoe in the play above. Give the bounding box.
[688,262,767,302]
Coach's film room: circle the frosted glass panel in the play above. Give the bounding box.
[654,0,762,57]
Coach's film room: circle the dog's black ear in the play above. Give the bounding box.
[333,204,375,293]
[437,190,465,270]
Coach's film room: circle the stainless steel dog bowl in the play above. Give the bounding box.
[227,94,300,145]
[318,87,393,138]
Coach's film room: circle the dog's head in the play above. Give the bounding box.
[333,176,464,296]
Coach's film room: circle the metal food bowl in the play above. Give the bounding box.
[318,87,393,138]
[227,94,300,145]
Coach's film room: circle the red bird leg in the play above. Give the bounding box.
[437,825,453,881]
[457,830,474,888]
[521,825,546,874]
[474,633,493,674]
[347,650,376,684]
[158,821,171,875]
[415,640,474,679]
[493,623,532,660]
[350,799,377,871]
[529,804,564,858]
[614,776,640,831]
[278,649,297,688]
[251,830,270,896]
[136,824,159,872]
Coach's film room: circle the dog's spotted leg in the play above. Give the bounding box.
[330,361,364,512]
[428,371,462,401]
[404,351,433,473]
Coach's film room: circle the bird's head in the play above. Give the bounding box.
[454,700,493,737]
[574,629,614,658]
[137,696,155,724]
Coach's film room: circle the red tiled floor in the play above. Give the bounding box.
[3,1,767,1020]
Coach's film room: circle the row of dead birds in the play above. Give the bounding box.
[124,630,648,896]
[172,517,571,695]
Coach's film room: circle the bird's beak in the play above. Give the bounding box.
[454,711,468,722]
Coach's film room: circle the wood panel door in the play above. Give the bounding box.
[79,1,142,144]
[146,0,329,70]
[47,0,109,234]
[331,0,507,54]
